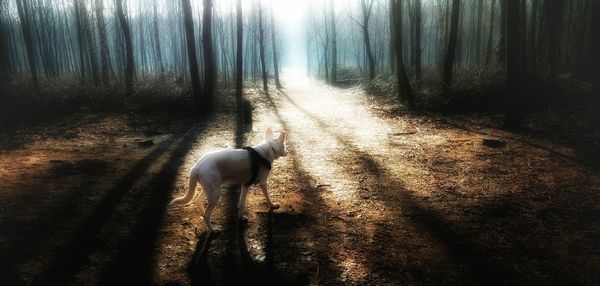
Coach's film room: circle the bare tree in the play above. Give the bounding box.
[257,1,268,93]
[505,0,522,126]
[330,0,337,84]
[414,0,422,81]
[95,0,111,86]
[203,0,215,111]
[236,0,243,102]
[15,0,39,92]
[116,0,134,95]
[182,0,202,112]
[392,0,414,107]
[442,0,460,90]
[269,1,282,89]
[360,0,375,80]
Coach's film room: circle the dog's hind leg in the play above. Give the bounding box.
[201,182,220,233]
[238,185,250,219]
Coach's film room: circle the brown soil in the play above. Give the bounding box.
[2,71,600,285]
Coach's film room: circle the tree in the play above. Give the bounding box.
[79,0,100,86]
[16,0,39,93]
[182,0,203,112]
[95,0,111,86]
[236,0,243,104]
[116,0,134,95]
[360,0,375,80]
[442,0,460,90]
[413,0,422,81]
[0,5,9,99]
[269,2,282,89]
[257,1,268,93]
[393,0,414,107]
[485,0,496,65]
[330,0,337,84]
[505,0,522,126]
[203,0,215,111]
[152,0,164,74]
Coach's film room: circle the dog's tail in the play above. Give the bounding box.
[170,172,198,206]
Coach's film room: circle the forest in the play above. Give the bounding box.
[1,0,600,285]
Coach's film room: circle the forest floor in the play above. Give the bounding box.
[1,70,600,285]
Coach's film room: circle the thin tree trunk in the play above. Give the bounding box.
[388,0,396,73]
[394,0,414,107]
[152,0,164,74]
[269,2,282,88]
[506,0,521,126]
[235,0,243,103]
[95,0,110,86]
[203,0,215,111]
[361,0,375,80]
[257,1,268,93]
[442,0,460,90]
[80,1,100,86]
[331,0,337,84]
[485,0,496,65]
[475,0,483,63]
[182,0,202,112]
[498,0,506,63]
[414,0,422,81]
[116,0,134,95]
[15,0,39,93]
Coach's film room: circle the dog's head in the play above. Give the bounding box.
[265,128,288,158]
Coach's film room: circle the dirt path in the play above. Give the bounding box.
[2,70,600,285]
[160,70,600,285]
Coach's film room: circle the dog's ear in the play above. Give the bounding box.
[278,131,287,143]
[265,128,274,140]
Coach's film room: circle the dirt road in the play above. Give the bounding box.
[2,70,600,285]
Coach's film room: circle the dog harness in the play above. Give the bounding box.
[243,146,272,186]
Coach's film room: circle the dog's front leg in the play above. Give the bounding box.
[259,183,279,209]
[238,185,249,219]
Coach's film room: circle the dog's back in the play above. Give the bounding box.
[195,149,252,185]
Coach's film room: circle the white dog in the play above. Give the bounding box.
[170,128,287,232]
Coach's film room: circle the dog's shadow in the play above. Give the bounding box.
[187,231,217,286]
[186,210,282,285]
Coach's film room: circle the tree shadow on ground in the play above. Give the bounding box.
[278,89,533,285]
[26,121,210,285]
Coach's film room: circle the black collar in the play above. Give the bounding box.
[243,146,272,186]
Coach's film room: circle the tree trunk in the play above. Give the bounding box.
[236,0,243,103]
[331,0,337,84]
[442,0,460,90]
[95,0,111,86]
[257,2,268,93]
[15,0,39,93]
[116,0,134,95]
[543,0,563,79]
[475,0,483,63]
[361,0,375,81]
[80,1,100,86]
[0,10,9,99]
[485,0,496,65]
[498,0,506,64]
[203,0,215,111]
[505,0,521,126]
[414,0,422,81]
[394,0,414,108]
[388,0,396,73]
[269,2,282,89]
[152,0,164,74]
[73,0,86,80]
[182,0,203,112]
